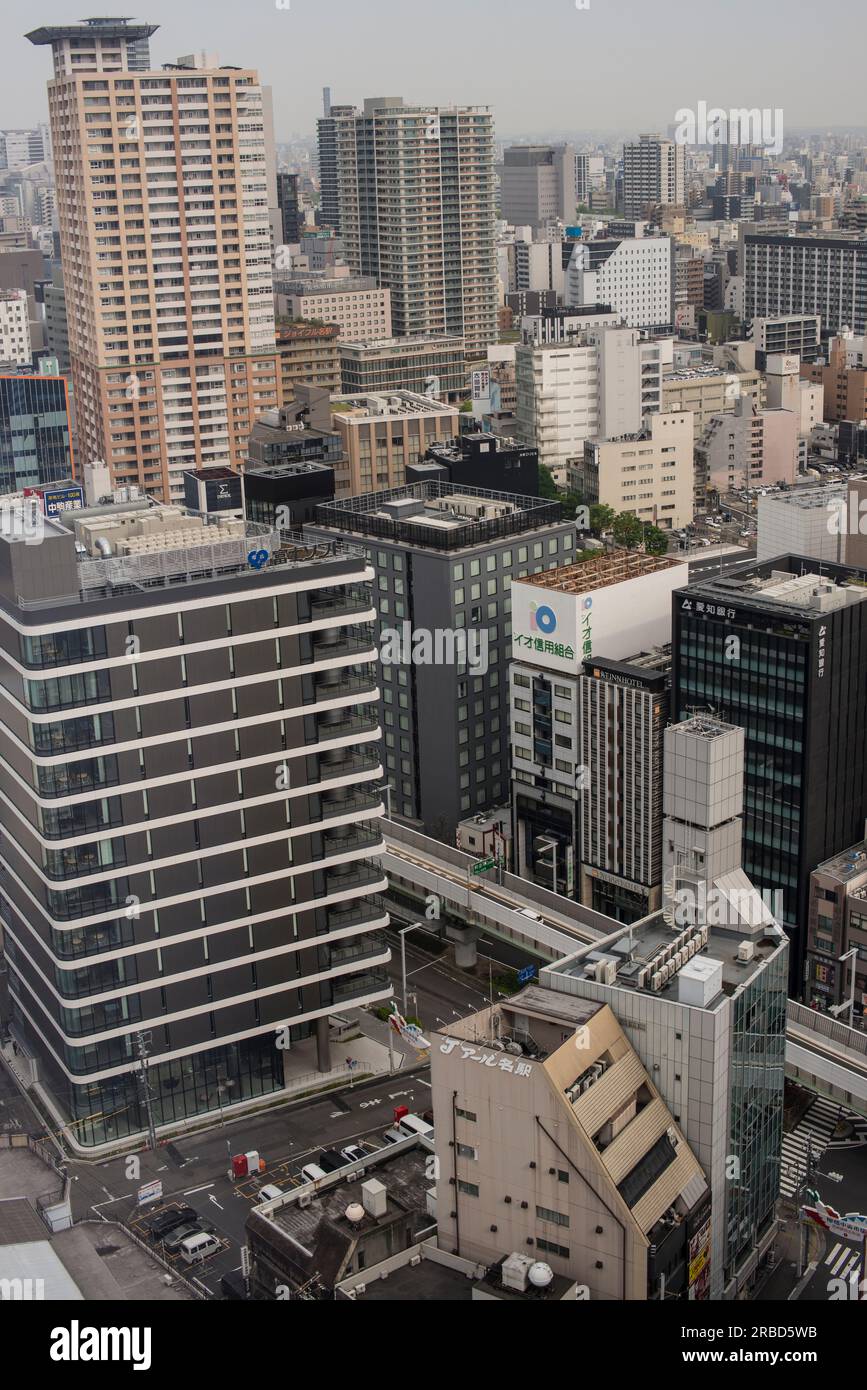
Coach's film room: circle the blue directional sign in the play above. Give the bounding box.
[517,965,537,984]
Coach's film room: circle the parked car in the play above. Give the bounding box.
[256,1184,284,1204]
[144,1205,198,1242]
[382,1127,405,1145]
[318,1149,345,1173]
[179,1232,221,1265]
[339,1144,366,1165]
[162,1221,203,1254]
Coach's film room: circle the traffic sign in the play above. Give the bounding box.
[471,857,496,875]
[517,965,537,984]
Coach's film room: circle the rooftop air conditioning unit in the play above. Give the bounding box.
[737,940,755,963]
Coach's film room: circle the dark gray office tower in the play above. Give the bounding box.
[672,557,867,994]
[316,99,354,233]
[0,500,390,1148]
[276,172,302,246]
[744,233,867,337]
[308,482,572,839]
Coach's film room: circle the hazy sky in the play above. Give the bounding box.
[4,0,866,141]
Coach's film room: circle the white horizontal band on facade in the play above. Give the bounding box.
[0,678,381,769]
[0,641,379,727]
[0,834,386,932]
[3,908,390,1010]
[0,563,374,637]
[6,939,391,1044]
[13,799,385,890]
[0,686,380,800]
[7,975,394,1088]
[0,735,382,850]
[0,601,375,683]
[1,873,389,972]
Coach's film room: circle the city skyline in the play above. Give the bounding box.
[1,0,865,137]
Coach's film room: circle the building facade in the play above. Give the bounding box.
[0,373,74,494]
[309,482,573,837]
[622,136,684,219]
[582,410,695,531]
[672,558,867,993]
[332,97,498,358]
[744,233,867,338]
[331,392,460,496]
[338,335,466,402]
[0,499,391,1147]
[28,20,279,503]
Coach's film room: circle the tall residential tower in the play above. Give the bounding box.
[27,18,279,503]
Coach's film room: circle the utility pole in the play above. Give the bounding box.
[134,1031,158,1152]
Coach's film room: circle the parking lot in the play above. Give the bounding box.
[88,1069,433,1297]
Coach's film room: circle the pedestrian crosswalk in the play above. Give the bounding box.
[779,1096,841,1197]
[824,1241,863,1291]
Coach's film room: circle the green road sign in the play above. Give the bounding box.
[471,857,496,875]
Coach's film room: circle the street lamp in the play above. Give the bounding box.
[398,922,425,1015]
[375,782,394,821]
[829,947,859,1028]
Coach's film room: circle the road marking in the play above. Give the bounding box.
[101,1186,114,1199]
[184,1183,214,1196]
[330,1112,343,1119]
[416,1079,431,1089]
[209,1194,224,1210]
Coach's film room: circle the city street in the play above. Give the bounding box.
[74,1067,433,1297]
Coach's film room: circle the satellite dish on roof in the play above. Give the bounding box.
[528,1262,553,1288]
[345,1203,365,1225]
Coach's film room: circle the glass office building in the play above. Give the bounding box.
[673,557,867,994]
[0,373,73,495]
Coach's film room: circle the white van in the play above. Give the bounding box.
[179,1231,221,1265]
[300,1163,326,1184]
[397,1112,434,1140]
[257,1184,283,1204]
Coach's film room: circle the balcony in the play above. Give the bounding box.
[330,933,390,968]
[331,968,392,1006]
[325,864,385,898]
[322,825,382,858]
[326,896,388,933]
[316,709,379,743]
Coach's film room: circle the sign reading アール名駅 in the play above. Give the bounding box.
[510,558,688,674]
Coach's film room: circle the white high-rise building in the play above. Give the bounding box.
[622,134,684,218]
[514,311,670,487]
[0,288,32,365]
[567,235,673,332]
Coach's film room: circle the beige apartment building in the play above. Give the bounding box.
[331,391,459,495]
[279,277,392,341]
[662,365,765,513]
[582,410,695,530]
[28,19,279,503]
[431,988,709,1300]
[275,320,341,403]
[700,397,799,494]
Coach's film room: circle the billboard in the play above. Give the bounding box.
[511,563,687,673]
[23,482,84,517]
[204,473,242,513]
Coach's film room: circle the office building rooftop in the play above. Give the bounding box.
[680,559,867,618]
[315,480,561,551]
[525,550,684,597]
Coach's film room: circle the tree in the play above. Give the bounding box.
[643,525,670,557]
[589,503,616,535]
[611,511,643,549]
[537,463,560,501]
